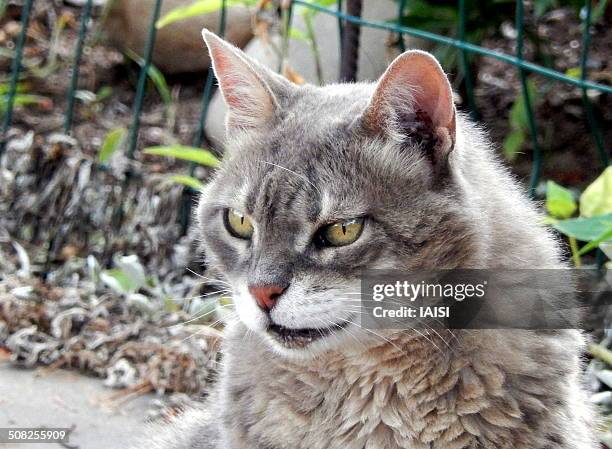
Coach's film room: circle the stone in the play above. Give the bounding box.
[103,0,253,74]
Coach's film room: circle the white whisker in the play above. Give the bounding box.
[258,160,322,196]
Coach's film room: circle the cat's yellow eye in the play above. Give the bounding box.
[318,218,365,247]
[224,208,254,239]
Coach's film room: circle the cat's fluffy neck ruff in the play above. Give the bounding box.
[218,321,593,449]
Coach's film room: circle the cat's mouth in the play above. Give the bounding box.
[267,321,349,349]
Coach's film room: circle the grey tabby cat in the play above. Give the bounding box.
[132,30,598,449]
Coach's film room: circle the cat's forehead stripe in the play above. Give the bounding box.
[244,162,322,221]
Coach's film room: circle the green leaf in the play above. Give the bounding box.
[168,174,205,190]
[144,145,220,167]
[99,127,127,163]
[577,228,612,255]
[124,49,171,105]
[592,0,609,21]
[0,94,49,112]
[552,213,612,242]
[301,0,339,17]
[580,166,612,218]
[157,0,232,28]
[545,180,577,219]
[565,67,582,79]
[288,27,308,41]
[305,0,339,7]
[0,82,28,95]
[100,268,140,294]
[400,0,457,23]
[114,254,147,290]
[503,79,538,161]
[95,86,113,102]
[533,0,557,17]
[509,80,538,131]
[156,0,259,27]
[502,129,525,161]
[142,62,171,105]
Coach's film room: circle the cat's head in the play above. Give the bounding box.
[197,30,482,359]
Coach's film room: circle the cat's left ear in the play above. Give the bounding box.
[362,50,456,169]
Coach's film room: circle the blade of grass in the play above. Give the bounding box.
[590,343,612,366]
[0,82,28,95]
[168,174,205,190]
[144,145,220,167]
[157,0,235,28]
[578,228,612,256]
[99,127,127,163]
[125,49,172,105]
[0,94,49,112]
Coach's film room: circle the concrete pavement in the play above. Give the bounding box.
[0,362,155,449]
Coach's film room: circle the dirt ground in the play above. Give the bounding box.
[473,7,611,187]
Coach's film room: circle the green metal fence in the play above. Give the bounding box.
[0,0,609,211]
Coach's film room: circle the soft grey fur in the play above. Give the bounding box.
[129,31,598,449]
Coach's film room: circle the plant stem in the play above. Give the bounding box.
[303,13,323,85]
[569,237,582,267]
[590,344,612,366]
[279,3,292,74]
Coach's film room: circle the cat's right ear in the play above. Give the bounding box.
[202,29,280,131]
[361,50,456,173]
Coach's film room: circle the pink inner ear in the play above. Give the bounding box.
[404,57,454,133]
[370,51,456,135]
[209,46,245,111]
[203,31,276,129]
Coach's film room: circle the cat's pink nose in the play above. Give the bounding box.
[248,285,286,312]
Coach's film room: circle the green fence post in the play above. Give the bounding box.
[126,0,163,160]
[112,0,162,244]
[52,0,92,270]
[280,0,294,74]
[396,0,406,53]
[64,0,94,134]
[0,0,34,156]
[458,0,479,120]
[515,0,542,196]
[179,0,227,234]
[579,0,608,167]
[192,0,227,151]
